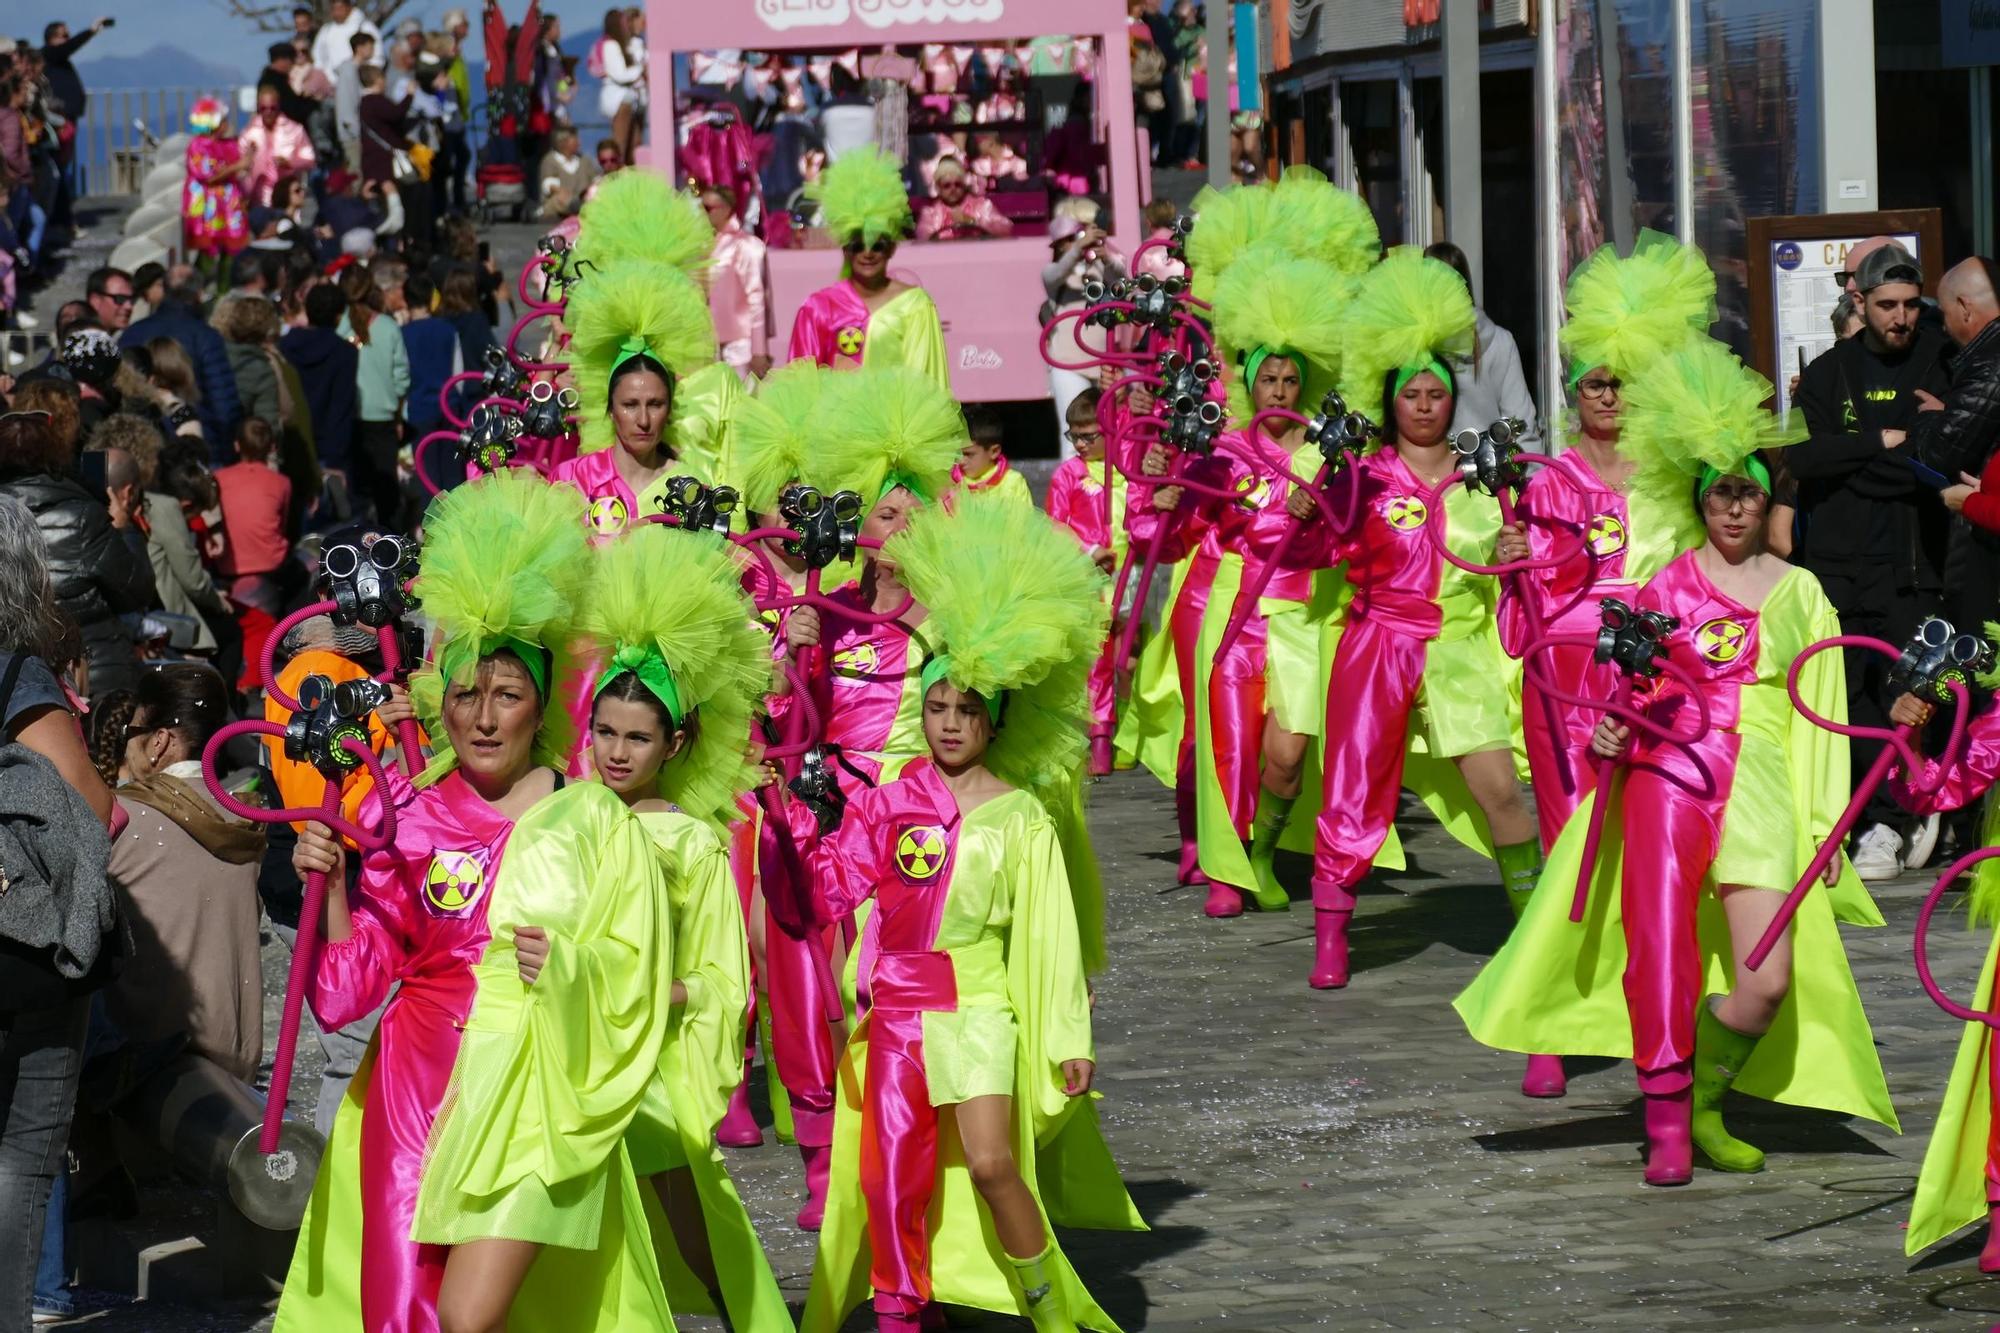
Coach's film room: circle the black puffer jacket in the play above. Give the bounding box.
[0,473,156,696]
[1911,318,2000,626]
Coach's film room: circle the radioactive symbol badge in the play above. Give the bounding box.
[587,494,630,537]
[895,825,950,883]
[1694,617,1748,664]
[1586,513,1628,557]
[832,642,880,680]
[423,848,488,917]
[1385,495,1428,532]
[836,325,866,357]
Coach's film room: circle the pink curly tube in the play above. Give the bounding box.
[514,253,565,314]
[504,311,568,374]
[1914,845,2000,1029]
[260,601,339,714]
[439,371,484,429]
[202,722,396,1153]
[1522,631,1714,923]
[1744,638,1974,970]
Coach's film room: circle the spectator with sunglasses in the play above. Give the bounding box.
[1786,241,1951,880]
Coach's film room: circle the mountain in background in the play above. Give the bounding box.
[74,43,247,92]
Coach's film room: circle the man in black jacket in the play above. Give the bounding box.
[257,43,322,130]
[1787,242,1952,879]
[1909,255,2000,640]
[278,284,358,522]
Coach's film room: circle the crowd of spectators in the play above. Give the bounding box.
[1,18,111,347]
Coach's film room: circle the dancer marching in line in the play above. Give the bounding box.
[1286,247,1536,990]
[273,470,592,1333]
[1046,387,1128,776]
[1455,337,1897,1186]
[1490,230,1716,1097]
[797,491,1143,1333]
[408,521,789,1332]
[789,147,949,387]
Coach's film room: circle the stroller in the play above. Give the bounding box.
[472,0,543,223]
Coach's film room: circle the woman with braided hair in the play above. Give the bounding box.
[1456,338,1895,1187]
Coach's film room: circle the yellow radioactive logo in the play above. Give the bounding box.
[1233,472,1272,511]
[759,607,782,631]
[1587,513,1628,557]
[835,325,866,357]
[1694,617,1748,664]
[1385,495,1428,531]
[587,495,630,536]
[424,849,486,915]
[832,642,879,678]
[895,825,949,881]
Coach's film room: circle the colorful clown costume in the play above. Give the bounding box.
[1455,552,1897,1137]
[797,759,1143,1332]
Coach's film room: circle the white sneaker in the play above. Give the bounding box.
[1904,813,1942,873]
[1851,823,1903,881]
[12,310,37,330]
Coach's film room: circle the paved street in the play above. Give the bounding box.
[43,769,2000,1330]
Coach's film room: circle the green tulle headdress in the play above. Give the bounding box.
[1264,166,1381,278]
[1619,336,1803,547]
[1211,242,1352,427]
[579,524,774,832]
[566,258,717,455]
[1183,178,1275,305]
[820,366,963,507]
[409,471,592,784]
[1335,246,1476,429]
[1560,229,1718,387]
[726,359,847,515]
[808,147,913,249]
[572,168,714,283]
[887,490,1109,798]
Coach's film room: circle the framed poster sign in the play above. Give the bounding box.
[1745,208,1942,419]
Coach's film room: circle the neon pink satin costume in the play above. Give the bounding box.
[1298,448,1509,908]
[709,219,770,382]
[1126,438,1316,891]
[292,771,519,1333]
[1047,454,1128,737]
[1498,448,1690,850]
[549,448,649,543]
[238,114,317,207]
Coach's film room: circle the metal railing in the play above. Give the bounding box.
[74,85,230,198]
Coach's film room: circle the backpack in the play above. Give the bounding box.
[586,36,608,80]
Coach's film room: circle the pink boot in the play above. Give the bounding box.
[1521,1055,1567,1099]
[1309,909,1350,989]
[796,1143,831,1230]
[875,1294,926,1332]
[1088,734,1113,777]
[1205,882,1244,918]
[717,1072,761,1148]
[1642,1087,1693,1186]
[1175,779,1206,885]
[1982,1208,2000,1274]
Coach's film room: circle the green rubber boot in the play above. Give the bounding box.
[1692,999,1766,1173]
[1495,839,1543,921]
[1008,1244,1078,1333]
[1246,788,1295,911]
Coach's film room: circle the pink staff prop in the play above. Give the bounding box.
[1745,627,1981,971]
[1522,602,1712,923]
[202,693,398,1154]
[1915,845,2000,1029]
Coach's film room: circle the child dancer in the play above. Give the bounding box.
[1046,387,1128,774]
[951,409,1034,506]
[273,471,590,1333]
[409,522,788,1332]
[799,492,1142,1333]
[1455,338,1896,1185]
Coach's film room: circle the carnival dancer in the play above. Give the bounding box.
[409,522,791,1333]
[798,491,1143,1333]
[789,147,950,387]
[1884,678,2000,1267]
[775,365,962,1229]
[273,470,591,1333]
[951,409,1035,508]
[1490,231,1716,1097]
[1292,248,1537,990]
[548,256,722,541]
[1454,337,1897,1186]
[1047,388,1129,775]
[1128,244,1353,918]
[702,181,773,383]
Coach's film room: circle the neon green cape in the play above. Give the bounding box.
[1454,574,1898,1133]
[799,793,1145,1333]
[862,286,951,390]
[1907,930,2000,1255]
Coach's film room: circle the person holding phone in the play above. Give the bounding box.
[1783,242,1952,881]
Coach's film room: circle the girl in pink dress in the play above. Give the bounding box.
[183,97,250,260]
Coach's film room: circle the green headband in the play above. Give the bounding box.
[437,634,551,699]
[919,655,1001,725]
[1393,356,1455,399]
[1697,454,1773,498]
[878,471,934,506]
[1566,359,1600,392]
[1243,344,1303,390]
[594,643,686,728]
[612,334,654,375]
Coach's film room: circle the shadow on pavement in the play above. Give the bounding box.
[1061,1176,1207,1332]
